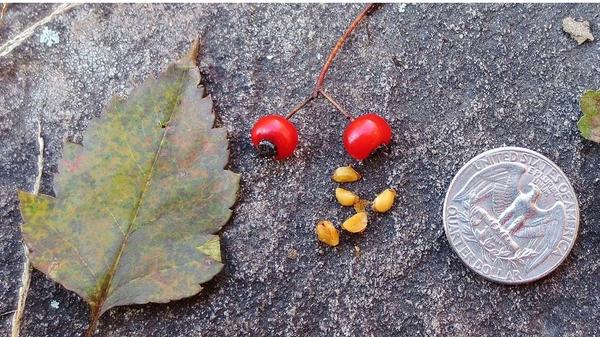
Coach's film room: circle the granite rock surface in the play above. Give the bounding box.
[1,4,600,337]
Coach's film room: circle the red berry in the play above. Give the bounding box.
[343,113,392,160]
[251,115,299,160]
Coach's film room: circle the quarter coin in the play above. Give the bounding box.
[443,147,579,284]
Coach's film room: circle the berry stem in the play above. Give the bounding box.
[284,3,379,120]
[319,89,353,120]
[311,3,378,98]
[285,96,314,120]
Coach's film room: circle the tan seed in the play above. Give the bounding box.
[316,220,340,246]
[332,166,361,183]
[335,187,359,206]
[372,188,396,213]
[342,212,368,233]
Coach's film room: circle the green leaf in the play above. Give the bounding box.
[18,40,239,335]
[578,89,600,143]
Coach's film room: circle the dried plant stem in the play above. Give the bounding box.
[0,3,79,58]
[310,3,378,98]
[284,3,378,120]
[319,89,353,120]
[11,120,44,337]
[10,253,31,337]
[0,3,8,27]
[284,96,314,119]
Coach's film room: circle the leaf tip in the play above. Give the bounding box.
[577,115,591,139]
[178,38,201,68]
[17,190,37,209]
[197,236,221,263]
[579,89,600,142]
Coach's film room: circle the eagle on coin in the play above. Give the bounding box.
[453,163,566,272]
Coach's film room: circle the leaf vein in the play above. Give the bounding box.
[96,71,188,312]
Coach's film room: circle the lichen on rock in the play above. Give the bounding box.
[562,17,594,45]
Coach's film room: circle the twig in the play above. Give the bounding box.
[0,3,79,58]
[284,96,314,120]
[319,89,353,120]
[1,310,16,317]
[311,3,378,98]
[284,3,379,120]
[11,120,44,337]
[33,120,44,194]
[0,3,8,28]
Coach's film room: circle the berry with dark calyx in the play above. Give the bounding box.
[251,115,298,160]
[343,113,392,160]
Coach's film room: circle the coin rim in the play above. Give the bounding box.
[442,146,580,284]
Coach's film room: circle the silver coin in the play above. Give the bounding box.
[443,147,579,284]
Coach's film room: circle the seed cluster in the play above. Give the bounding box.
[316,166,396,247]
